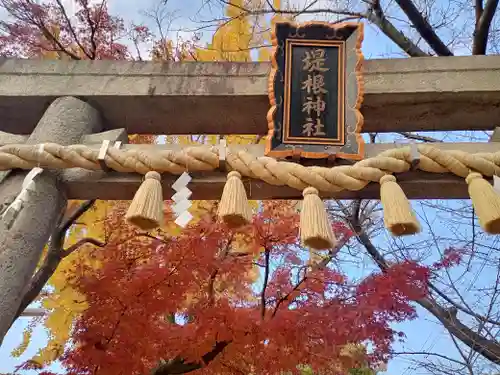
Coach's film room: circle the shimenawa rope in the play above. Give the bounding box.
[1,142,500,247]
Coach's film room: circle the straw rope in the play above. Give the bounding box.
[1,143,500,193]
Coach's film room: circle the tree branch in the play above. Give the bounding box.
[212,0,365,18]
[12,238,62,322]
[54,0,93,59]
[391,351,467,366]
[428,282,500,325]
[398,132,443,142]
[392,0,453,56]
[6,0,83,61]
[81,0,100,59]
[367,2,429,57]
[475,0,484,24]
[271,246,340,319]
[59,199,96,234]
[260,247,271,319]
[350,200,500,364]
[35,18,82,60]
[416,296,500,364]
[63,237,105,258]
[206,0,429,58]
[12,200,96,323]
[207,234,234,303]
[152,341,231,375]
[472,0,499,54]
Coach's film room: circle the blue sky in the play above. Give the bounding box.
[1,0,499,374]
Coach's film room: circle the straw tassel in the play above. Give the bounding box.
[126,171,163,230]
[466,172,500,234]
[379,175,420,236]
[300,187,336,250]
[218,171,252,228]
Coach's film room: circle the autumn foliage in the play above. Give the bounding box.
[0,1,462,374]
[28,201,430,375]
[0,0,127,59]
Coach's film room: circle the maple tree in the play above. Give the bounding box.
[0,1,483,374]
[192,1,500,373]
[1,0,271,367]
[34,201,436,375]
[0,0,126,59]
[0,0,192,364]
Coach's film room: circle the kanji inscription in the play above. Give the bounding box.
[266,21,365,160]
[301,48,328,137]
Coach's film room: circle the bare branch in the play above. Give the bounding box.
[417,297,500,364]
[12,241,61,322]
[473,0,499,54]
[213,0,430,58]
[447,330,475,374]
[428,282,500,325]
[398,132,443,142]
[245,7,365,18]
[207,0,365,24]
[392,0,454,56]
[367,1,430,57]
[350,200,500,364]
[391,351,468,366]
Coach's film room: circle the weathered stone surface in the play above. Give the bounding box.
[0,96,102,343]
[0,131,29,146]
[0,56,499,135]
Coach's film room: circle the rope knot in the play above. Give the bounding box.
[228,171,242,179]
[380,175,396,185]
[303,187,319,197]
[145,171,161,181]
[466,172,482,184]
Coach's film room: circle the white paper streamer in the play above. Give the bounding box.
[170,172,193,227]
[1,167,44,227]
[494,175,500,194]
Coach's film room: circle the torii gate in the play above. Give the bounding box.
[0,21,500,344]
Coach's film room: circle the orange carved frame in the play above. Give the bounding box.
[265,21,365,160]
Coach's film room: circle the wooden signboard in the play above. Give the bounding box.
[266,21,365,160]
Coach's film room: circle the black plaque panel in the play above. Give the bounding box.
[285,42,342,144]
[266,21,364,160]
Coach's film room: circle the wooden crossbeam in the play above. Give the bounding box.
[0,56,499,136]
[60,142,500,200]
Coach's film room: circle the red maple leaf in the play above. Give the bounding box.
[52,202,431,375]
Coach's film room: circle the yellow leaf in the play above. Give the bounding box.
[224,135,266,145]
[11,326,32,357]
[31,342,64,366]
[162,200,215,237]
[37,287,88,364]
[195,0,255,63]
[258,47,272,62]
[26,0,277,364]
[225,0,245,17]
[34,199,105,366]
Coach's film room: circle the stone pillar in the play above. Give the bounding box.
[0,97,102,344]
